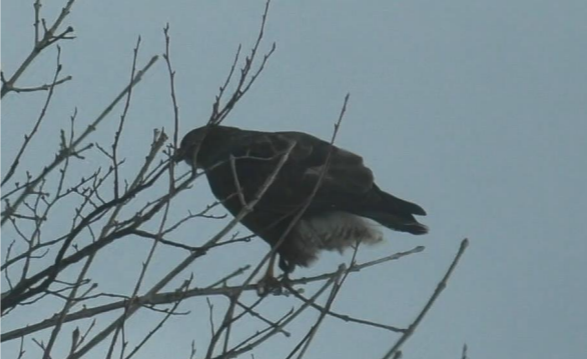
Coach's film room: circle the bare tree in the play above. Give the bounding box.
[1,1,468,358]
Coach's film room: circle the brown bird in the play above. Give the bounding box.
[176,125,427,281]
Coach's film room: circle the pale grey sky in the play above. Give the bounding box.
[2,1,587,358]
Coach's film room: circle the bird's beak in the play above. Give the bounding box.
[173,148,185,163]
[173,146,200,170]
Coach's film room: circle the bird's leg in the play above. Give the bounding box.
[278,257,293,284]
[256,249,282,296]
[266,249,276,278]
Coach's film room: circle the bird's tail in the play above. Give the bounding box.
[358,186,428,235]
[362,212,429,235]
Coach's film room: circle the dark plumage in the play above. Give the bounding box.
[176,125,428,273]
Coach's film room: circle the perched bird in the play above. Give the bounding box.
[176,124,427,279]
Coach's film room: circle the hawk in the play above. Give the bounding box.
[176,125,427,279]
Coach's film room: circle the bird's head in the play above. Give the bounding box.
[174,126,212,168]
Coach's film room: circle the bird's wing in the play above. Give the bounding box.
[209,131,373,211]
[210,130,374,214]
[225,130,374,194]
[206,131,312,212]
[275,131,375,195]
[302,147,374,194]
[227,131,312,161]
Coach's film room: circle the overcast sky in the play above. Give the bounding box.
[2,1,587,358]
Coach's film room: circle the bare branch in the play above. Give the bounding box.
[1,54,159,226]
[223,266,344,359]
[1,246,422,342]
[381,239,470,359]
[1,0,77,98]
[0,2,460,357]
[123,278,194,359]
[1,130,168,311]
[285,284,405,334]
[66,141,296,359]
[111,36,142,200]
[163,24,181,152]
[209,0,275,125]
[288,267,345,359]
[7,75,73,94]
[2,46,65,186]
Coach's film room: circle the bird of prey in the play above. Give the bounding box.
[176,124,427,280]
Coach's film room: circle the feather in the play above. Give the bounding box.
[176,125,428,272]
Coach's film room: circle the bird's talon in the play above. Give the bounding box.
[256,275,283,296]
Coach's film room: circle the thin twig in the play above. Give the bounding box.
[210,0,275,125]
[1,129,167,311]
[163,24,181,154]
[8,75,73,93]
[219,267,343,359]
[66,142,296,359]
[1,0,76,98]
[292,266,345,359]
[381,239,470,359]
[123,278,194,359]
[461,344,468,359]
[2,46,65,186]
[1,246,422,342]
[33,0,42,45]
[111,36,141,199]
[108,130,175,357]
[286,284,405,333]
[1,54,159,226]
